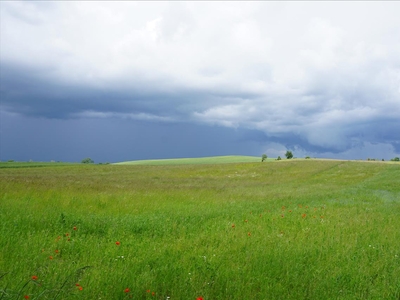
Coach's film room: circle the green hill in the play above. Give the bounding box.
[114,155,268,165]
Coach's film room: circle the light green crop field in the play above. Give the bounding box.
[114,155,266,165]
[1,159,400,299]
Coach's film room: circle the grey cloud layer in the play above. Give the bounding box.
[1,1,399,155]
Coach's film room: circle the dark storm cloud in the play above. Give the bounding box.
[1,62,261,121]
[0,63,183,119]
[0,111,263,163]
[1,1,399,161]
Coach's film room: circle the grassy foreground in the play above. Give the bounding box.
[0,160,400,299]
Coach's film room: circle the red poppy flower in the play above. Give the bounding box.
[116,241,120,246]
[146,290,150,293]
[65,233,69,236]
[196,297,204,300]
[55,249,59,254]
[31,275,38,280]
[231,224,235,228]
[152,292,155,296]
[124,288,130,293]
[24,296,30,299]
[73,226,77,231]
[302,214,307,218]
[75,283,80,286]
[78,286,83,291]
[49,256,53,260]
[247,232,251,236]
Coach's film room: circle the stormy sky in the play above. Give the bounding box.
[1,1,399,163]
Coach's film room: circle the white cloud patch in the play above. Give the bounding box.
[72,111,174,122]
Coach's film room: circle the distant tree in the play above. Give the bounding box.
[305,156,310,159]
[81,157,94,164]
[261,154,267,162]
[391,157,400,161]
[285,151,293,159]
[277,156,282,160]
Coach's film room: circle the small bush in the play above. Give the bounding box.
[285,151,293,159]
[81,157,94,164]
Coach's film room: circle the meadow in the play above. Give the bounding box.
[114,155,264,165]
[0,158,399,299]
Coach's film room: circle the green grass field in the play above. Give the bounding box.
[1,159,399,299]
[114,155,266,165]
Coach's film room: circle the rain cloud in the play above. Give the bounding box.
[1,2,399,161]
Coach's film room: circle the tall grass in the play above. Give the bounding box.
[1,160,399,299]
